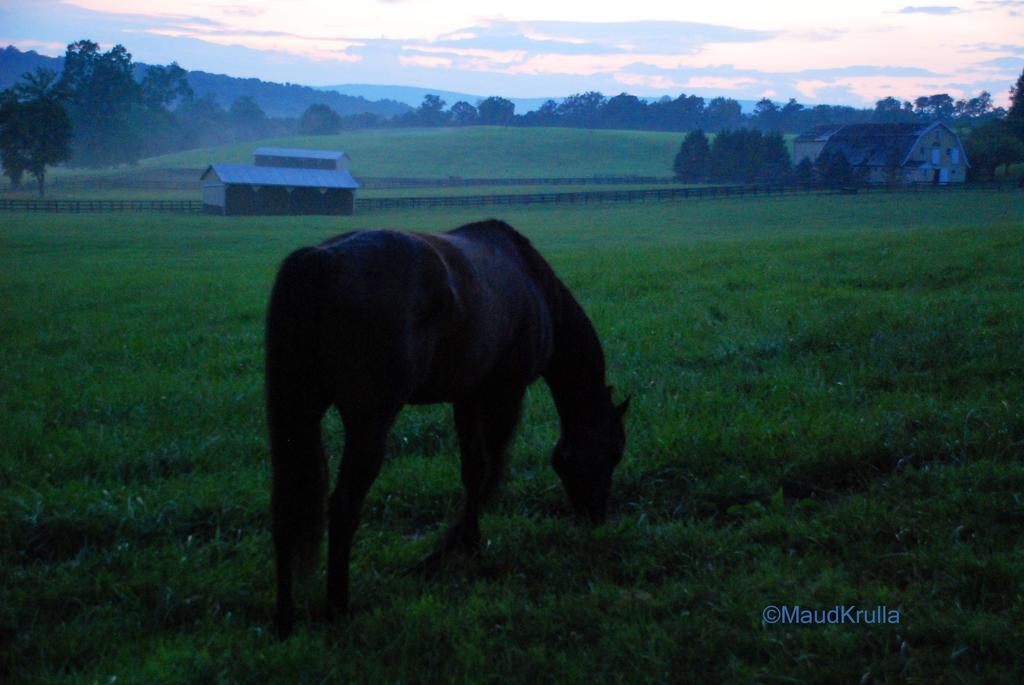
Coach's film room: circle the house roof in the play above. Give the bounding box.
[794,124,845,143]
[253,147,349,161]
[201,164,360,189]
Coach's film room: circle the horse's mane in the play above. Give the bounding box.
[453,219,609,411]
[453,219,564,313]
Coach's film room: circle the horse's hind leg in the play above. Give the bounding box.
[269,402,330,640]
[326,411,396,619]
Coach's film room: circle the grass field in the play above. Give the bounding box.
[2,127,696,202]
[2,190,1023,683]
[138,127,693,177]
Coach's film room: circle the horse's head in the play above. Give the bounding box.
[551,389,630,524]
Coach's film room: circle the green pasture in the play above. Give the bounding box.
[0,127,784,201]
[1,190,1023,683]
[30,127,690,186]
[138,127,690,177]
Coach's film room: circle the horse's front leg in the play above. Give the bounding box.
[326,414,394,619]
[411,387,525,574]
[407,400,485,575]
[450,386,526,549]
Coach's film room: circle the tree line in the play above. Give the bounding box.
[2,37,1023,195]
[388,90,1007,134]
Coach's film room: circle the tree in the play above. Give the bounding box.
[0,73,73,196]
[954,91,994,121]
[140,63,192,111]
[704,129,790,184]
[649,94,704,131]
[520,99,558,127]
[416,94,449,126]
[963,120,1024,180]
[0,89,25,188]
[450,101,478,126]
[14,67,69,102]
[1009,66,1024,138]
[174,93,228,148]
[298,103,342,135]
[599,93,646,129]
[477,96,515,125]
[914,94,955,120]
[873,96,915,123]
[229,96,269,140]
[793,157,814,189]
[557,91,604,127]
[815,150,855,189]
[672,130,710,182]
[58,40,143,167]
[778,99,805,131]
[752,98,780,130]
[703,97,743,131]
[758,131,792,185]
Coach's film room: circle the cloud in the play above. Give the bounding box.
[794,65,941,78]
[221,7,267,18]
[399,55,452,68]
[976,0,1024,9]
[896,6,962,14]
[3,2,1018,108]
[975,56,1024,69]
[433,20,776,57]
[960,42,1024,54]
[0,37,66,54]
[684,76,760,91]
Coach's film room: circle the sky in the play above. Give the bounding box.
[2,0,1023,107]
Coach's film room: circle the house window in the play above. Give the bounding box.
[931,148,940,165]
[952,149,959,165]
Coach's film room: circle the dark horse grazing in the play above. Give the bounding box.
[266,219,628,638]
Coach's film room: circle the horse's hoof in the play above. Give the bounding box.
[275,618,294,641]
[405,551,446,578]
[326,601,350,622]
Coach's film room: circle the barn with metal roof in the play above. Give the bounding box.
[254,147,352,171]
[794,122,968,185]
[200,148,359,215]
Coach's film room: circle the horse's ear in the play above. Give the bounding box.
[616,396,631,417]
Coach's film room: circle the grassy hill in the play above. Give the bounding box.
[22,127,802,198]
[138,127,690,178]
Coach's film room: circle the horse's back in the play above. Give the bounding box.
[303,222,553,406]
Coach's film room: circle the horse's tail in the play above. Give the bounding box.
[266,247,333,583]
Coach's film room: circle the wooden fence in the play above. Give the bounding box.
[353,184,800,211]
[1,182,1017,215]
[42,172,679,191]
[356,175,678,189]
[0,199,204,213]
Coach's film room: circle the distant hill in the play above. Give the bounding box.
[0,45,60,89]
[182,71,410,119]
[0,45,410,119]
[318,84,558,114]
